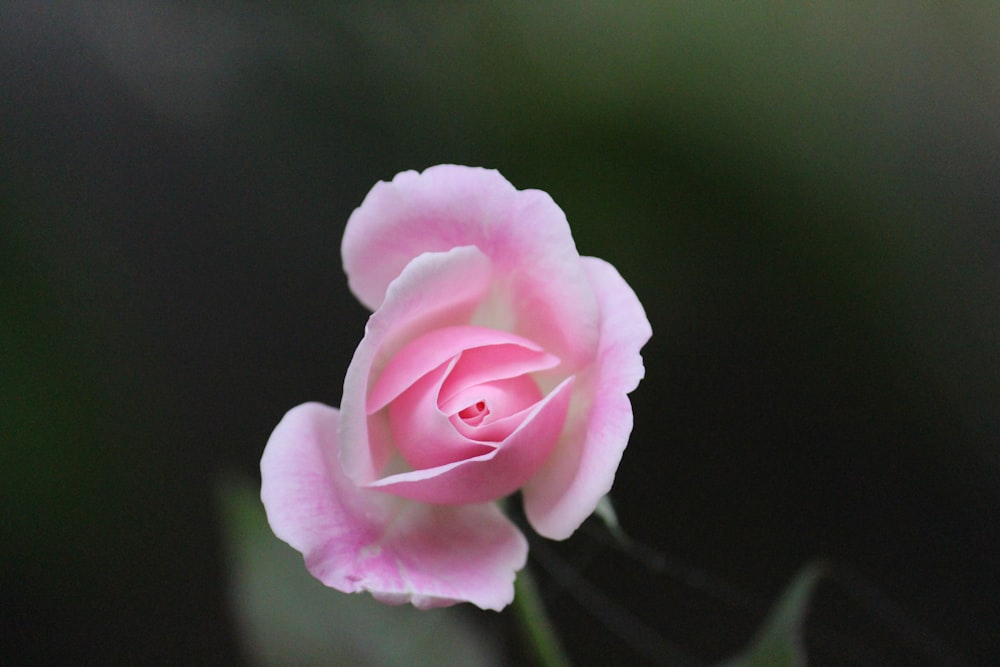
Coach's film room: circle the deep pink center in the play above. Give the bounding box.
[457,400,489,426]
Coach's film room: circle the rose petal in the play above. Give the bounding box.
[449,395,542,442]
[388,359,497,469]
[439,375,543,432]
[260,402,528,610]
[522,257,652,539]
[437,341,559,407]
[386,355,549,469]
[369,376,575,504]
[341,164,599,367]
[340,246,493,484]
[367,325,558,414]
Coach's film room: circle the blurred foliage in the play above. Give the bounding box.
[217,478,500,667]
[719,562,825,667]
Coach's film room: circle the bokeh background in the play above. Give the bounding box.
[3,3,998,665]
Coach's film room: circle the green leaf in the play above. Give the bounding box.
[216,476,501,667]
[717,561,826,667]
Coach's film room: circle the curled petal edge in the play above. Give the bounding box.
[523,257,652,540]
[341,164,599,368]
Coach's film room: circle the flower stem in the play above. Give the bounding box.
[513,568,572,667]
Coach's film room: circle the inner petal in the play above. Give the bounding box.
[439,375,542,420]
[368,325,557,414]
[450,401,539,443]
[437,343,559,407]
[442,375,543,443]
[388,360,495,470]
[457,401,489,426]
[367,376,576,505]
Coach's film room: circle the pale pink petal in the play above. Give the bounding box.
[369,377,574,504]
[341,165,516,312]
[449,397,542,442]
[341,164,599,366]
[523,257,652,539]
[260,402,528,610]
[367,325,557,414]
[389,360,496,469]
[437,342,559,406]
[388,355,547,468]
[439,375,542,428]
[340,246,493,484]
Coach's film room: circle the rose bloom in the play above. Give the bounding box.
[261,165,650,610]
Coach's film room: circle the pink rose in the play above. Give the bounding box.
[260,165,651,610]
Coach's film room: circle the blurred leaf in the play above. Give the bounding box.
[593,495,626,544]
[216,477,501,667]
[717,562,826,667]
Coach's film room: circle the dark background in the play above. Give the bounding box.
[3,3,997,665]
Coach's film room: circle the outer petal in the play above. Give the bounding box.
[341,165,598,367]
[340,245,493,484]
[523,257,652,539]
[260,403,528,610]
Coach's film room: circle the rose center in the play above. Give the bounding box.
[366,325,563,471]
[457,400,489,426]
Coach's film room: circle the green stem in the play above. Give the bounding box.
[513,568,572,667]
